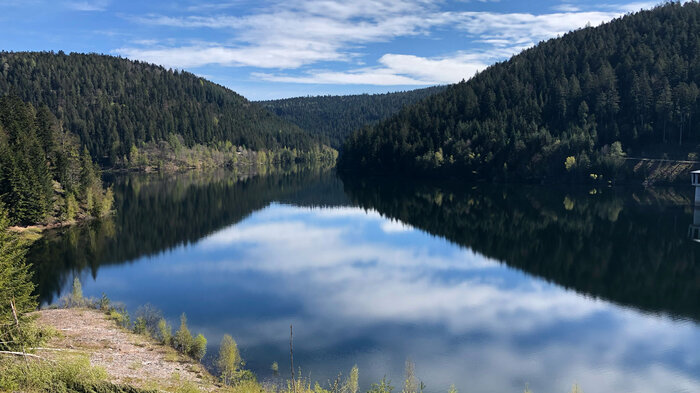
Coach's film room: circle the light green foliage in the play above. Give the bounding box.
[134,303,164,338]
[173,313,194,355]
[447,385,457,393]
[271,361,279,376]
[133,316,148,336]
[217,334,244,385]
[343,365,359,393]
[565,156,577,171]
[402,360,419,393]
[60,276,91,308]
[98,293,111,311]
[107,304,131,329]
[610,141,625,157]
[100,187,114,217]
[368,377,394,393]
[157,318,172,345]
[190,333,207,361]
[71,277,83,304]
[64,192,78,221]
[0,355,109,392]
[570,384,583,393]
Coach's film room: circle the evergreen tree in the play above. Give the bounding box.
[0,203,37,351]
[259,86,445,148]
[0,52,329,161]
[0,96,111,226]
[340,2,700,181]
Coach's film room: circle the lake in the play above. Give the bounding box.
[27,168,700,393]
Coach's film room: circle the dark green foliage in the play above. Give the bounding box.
[259,87,445,148]
[0,96,111,225]
[0,96,53,224]
[0,203,38,351]
[65,381,158,393]
[0,51,327,163]
[340,3,700,181]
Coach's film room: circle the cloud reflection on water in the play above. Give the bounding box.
[80,203,700,393]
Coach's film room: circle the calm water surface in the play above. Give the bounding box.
[27,169,700,393]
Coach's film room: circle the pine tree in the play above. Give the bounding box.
[0,203,37,351]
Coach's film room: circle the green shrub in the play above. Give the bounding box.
[368,377,394,393]
[190,333,207,361]
[133,317,148,336]
[343,365,359,393]
[134,304,163,337]
[217,334,243,385]
[107,304,131,329]
[60,277,87,308]
[157,318,172,345]
[0,355,108,392]
[64,193,79,221]
[98,293,111,311]
[173,313,193,355]
[99,187,114,217]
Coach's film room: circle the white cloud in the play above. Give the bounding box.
[119,0,443,69]
[553,4,582,12]
[116,1,659,85]
[380,219,412,233]
[92,203,700,392]
[252,47,516,85]
[64,0,110,11]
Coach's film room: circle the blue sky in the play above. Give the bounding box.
[0,0,659,99]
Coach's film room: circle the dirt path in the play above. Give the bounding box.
[35,309,218,391]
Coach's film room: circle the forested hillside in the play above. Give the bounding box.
[0,52,329,165]
[0,96,111,226]
[340,2,700,182]
[259,86,445,148]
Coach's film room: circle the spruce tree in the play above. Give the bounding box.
[0,203,37,351]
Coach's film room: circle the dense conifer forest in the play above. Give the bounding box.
[340,2,700,182]
[259,86,445,148]
[0,96,111,226]
[0,52,329,165]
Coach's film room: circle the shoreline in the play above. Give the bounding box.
[33,308,221,392]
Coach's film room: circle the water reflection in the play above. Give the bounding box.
[27,169,700,393]
[341,177,700,322]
